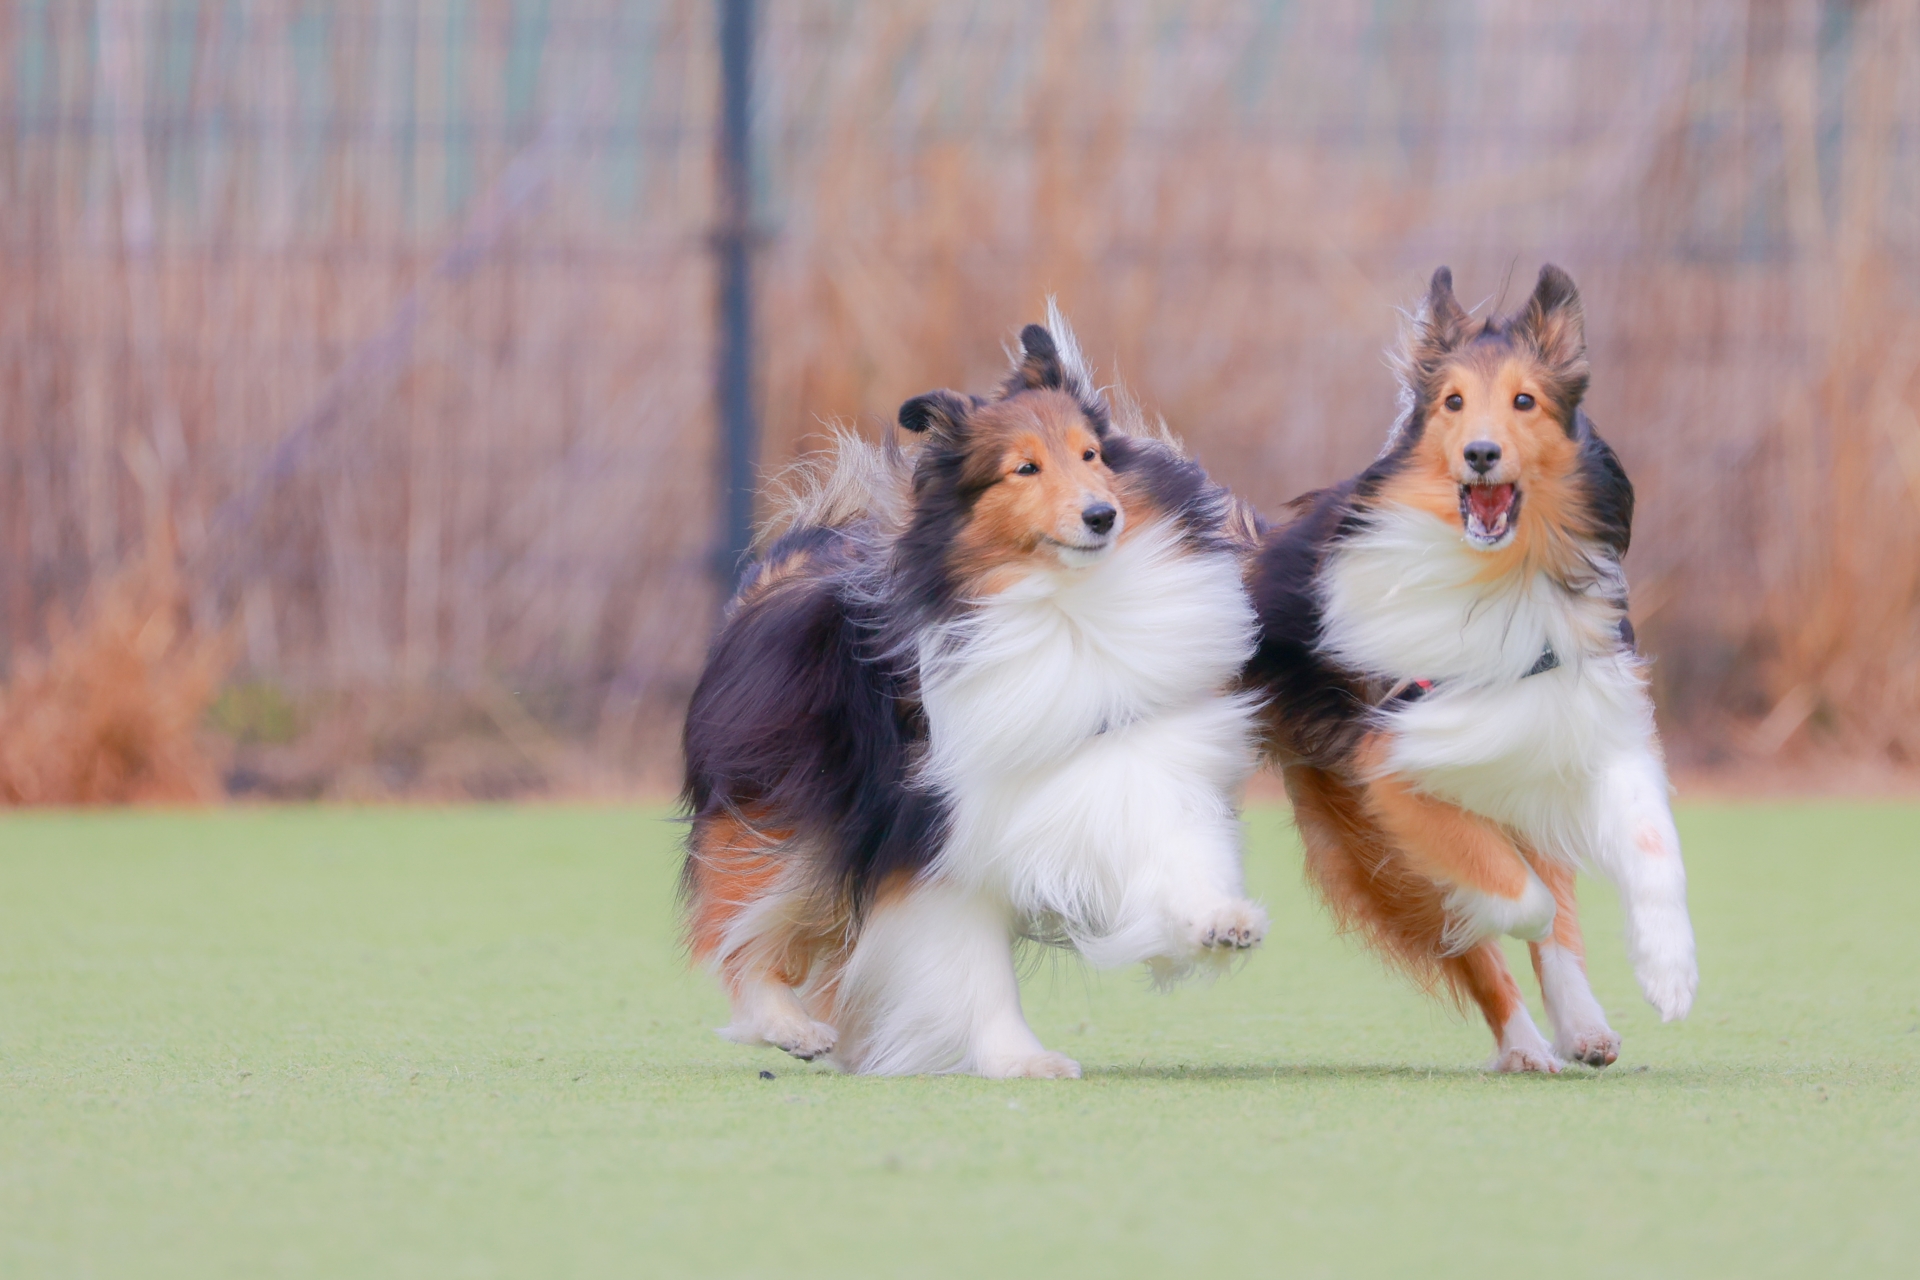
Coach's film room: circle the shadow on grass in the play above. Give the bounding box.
[675,1058,1735,1086]
[1085,1061,1620,1082]
[670,1060,1493,1085]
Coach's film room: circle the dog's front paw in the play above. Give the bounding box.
[1637,957,1697,1022]
[1554,1026,1621,1068]
[1191,899,1269,952]
[979,1051,1082,1080]
[1630,907,1698,1021]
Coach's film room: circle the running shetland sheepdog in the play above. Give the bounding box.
[681,310,1266,1078]
[1244,265,1697,1072]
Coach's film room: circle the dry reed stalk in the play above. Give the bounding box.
[1744,0,1920,763]
[0,538,227,805]
[2,2,716,794]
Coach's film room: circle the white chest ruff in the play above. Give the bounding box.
[1318,508,1657,859]
[915,521,1259,953]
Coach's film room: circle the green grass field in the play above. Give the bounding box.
[2,803,1915,1278]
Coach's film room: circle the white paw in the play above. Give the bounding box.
[721,1016,839,1061]
[1187,899,1269,953]
[1489,1011,1561,1073]
[1553,1025,1622,1068]
[1637,956,1698,1022]
[1630,906,1698,1021]
[979,1050,1082,1080]
[770,1020,839,1061]
[1488,1042,1562,1074]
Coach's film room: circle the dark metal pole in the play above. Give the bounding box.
[714,0,757,594]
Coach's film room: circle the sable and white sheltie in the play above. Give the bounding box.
[1243,265,1698,1072]
[681,311,1266,1078]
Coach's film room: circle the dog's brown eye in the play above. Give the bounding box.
[1082,449,1097,462]
[1015,462,1039,476]
[1444,394,1463,412]
[1514,393,1536,411]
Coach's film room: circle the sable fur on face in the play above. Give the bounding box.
[896,324,1125,597]
[957,391,1119,575]
[1382,265,1595,567]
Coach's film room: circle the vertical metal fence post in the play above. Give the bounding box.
[714,0,757,597]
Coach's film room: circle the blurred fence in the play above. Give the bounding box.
[2,1,1917,795]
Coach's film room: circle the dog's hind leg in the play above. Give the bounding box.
[1445,941,1560,1073]
[1523,854,1619,1067]
[686,814,839,1061]
[830,876,1079,1079]
[1289,763,1449,965]
[1355,742,1555,949]
[1288,764,1558,1072]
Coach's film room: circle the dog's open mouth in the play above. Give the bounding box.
[1459,483,1520,546]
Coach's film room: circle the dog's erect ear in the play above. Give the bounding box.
[898,389,972,440]
[1519,264,1586,371]
[1389,267,1473,424]
[1005,324,1065,393]
[1420,266,1471,352]
[1517,264,1590,409]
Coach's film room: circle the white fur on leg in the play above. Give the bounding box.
[970,992,1082,1080]
[1442,867,1556,952]
[717,974,838,1061]
[1488,1004,1561,1074]
[830,877,1079,1079]
[932,694,1265,978]
[1589,750,1697,1020]
[1536,942,1619,1066]
[912,521,1264,981]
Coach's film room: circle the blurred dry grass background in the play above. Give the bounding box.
[1,0,1917,800]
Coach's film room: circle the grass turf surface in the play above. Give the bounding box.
[2,804,1915,1278]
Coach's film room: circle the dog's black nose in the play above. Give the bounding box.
[1464,440,1502,475]
[1081,503,1117,536]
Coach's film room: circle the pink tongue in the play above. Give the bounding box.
[1468,484,1514,527]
